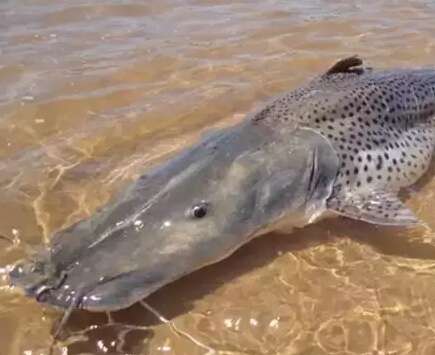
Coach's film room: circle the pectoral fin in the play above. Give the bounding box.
[327,189,422,226]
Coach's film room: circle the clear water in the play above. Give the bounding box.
[1,1,435,354]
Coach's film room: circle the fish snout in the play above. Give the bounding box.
[9,258,73,306]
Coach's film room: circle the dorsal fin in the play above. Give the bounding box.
[324,56,365,76]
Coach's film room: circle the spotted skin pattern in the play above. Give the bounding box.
[253,57,435,224]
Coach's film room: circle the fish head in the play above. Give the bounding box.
[9,123,339,311]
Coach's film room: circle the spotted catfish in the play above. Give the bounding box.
[9,57,435,313]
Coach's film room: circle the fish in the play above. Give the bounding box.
[9,56,435,313]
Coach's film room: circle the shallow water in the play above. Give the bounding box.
[1,0,435,354]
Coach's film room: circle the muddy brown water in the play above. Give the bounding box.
[1,1,435,354]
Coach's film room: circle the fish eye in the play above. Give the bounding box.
[189,202,209,219]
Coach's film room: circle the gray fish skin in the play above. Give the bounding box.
[9,57,435,311]
[10,123,339,311]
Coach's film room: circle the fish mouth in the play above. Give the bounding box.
[9,259,67,306]
[10,259,171,311]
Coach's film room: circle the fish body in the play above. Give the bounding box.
[9,57,435,312]
[256,58,434,224]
